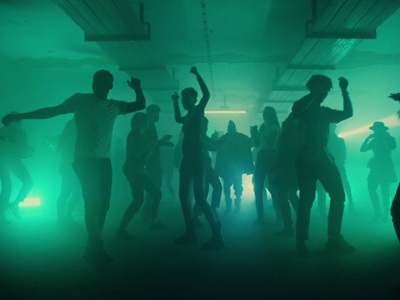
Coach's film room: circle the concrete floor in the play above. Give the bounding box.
[0,192,399,300]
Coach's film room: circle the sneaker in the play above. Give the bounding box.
[116,229,133,241]
[325,236,356,253]
[202,234,225,250]
[9,202,21,219]
[174,232,196,245]
[149,220,167,231]
[296,240,309,257]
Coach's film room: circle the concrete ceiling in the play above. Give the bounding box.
[1,0,400,123]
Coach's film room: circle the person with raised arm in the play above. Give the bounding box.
[172,67,224,249]
[292,75,355,257]
[2,70,146,265]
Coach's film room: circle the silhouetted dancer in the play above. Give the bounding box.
[172,66,224,249]
[193,120,223,227]
[292,75,355,257]
[117,113,172,240]
[56,118,81,229]
[2,70,146,265]
[389,92,400,241]
[0,119,33,222]
[251,107,281,225]
[141,104,168,230]
[216,120,253,213]
[361,122,396,223]
[317,124,354,218]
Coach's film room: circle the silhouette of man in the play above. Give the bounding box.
[361,121,396,223]
[216,120,253,213]
[0,118,33,223]
[172,66,223,249]
[2,70,146,264]
[251,106,281,224]
[292,75,355,257]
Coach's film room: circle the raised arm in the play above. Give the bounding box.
[2,104,68,126]
[126,76,146,113]
[191,67,210,110]
[360,135,373,152]
[339,77,353,120]
[172,92,185,124]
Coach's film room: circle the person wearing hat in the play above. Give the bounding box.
[291,75,355,257]
[361,121,397,223]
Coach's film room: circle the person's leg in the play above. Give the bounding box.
[98,159,112,233]
[390,183,400,242]
[175,160,195,244]
[295,157,318,256]
[318,153,354,253]
[144,173,164,230]
[73,158,111,262]
[0,164,11,223]
[381,181,392,223]
[223,175,233,213]
[339,165,354,210]
[118,170,144,238]
[232,172,243,212]
[207,166,222,220]
[276,183,294,236]
[316,180,327,218]
[9,159,33,218]
[368,172,381,221]
[57,165,73,224]
[193,170,224,249]
[254,151,268,222]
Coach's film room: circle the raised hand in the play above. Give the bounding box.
[190,66,199,76]
[389,93,400,102]
[127,76,141,90]
[338,77,348,91]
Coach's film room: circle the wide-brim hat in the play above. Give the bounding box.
[369,121,388,131]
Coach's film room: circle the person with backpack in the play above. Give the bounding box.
[292,75,355,257]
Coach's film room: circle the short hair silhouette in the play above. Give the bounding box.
[306,75,332,91]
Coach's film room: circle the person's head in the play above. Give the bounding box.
[227,120,236,133]
[181,87,198,110]
[92,70,114,99]
[369,121,388,135]
[146,104,161,123]
[131,112,147,132]
[306,75,332,102]
[263,106,279,125]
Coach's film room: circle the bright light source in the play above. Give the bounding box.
[338,114,400,138]
[19,197,41,207]
[205,110,247,114]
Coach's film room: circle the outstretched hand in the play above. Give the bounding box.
[389,93,400,102]
[338,77,348,91]
[127,76,141,90]
[2,113,19,126]
[190,66,199,76]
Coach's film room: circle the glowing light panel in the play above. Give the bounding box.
[19,197,41,207]
[338,114,400,138]
[205,110,247,114]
